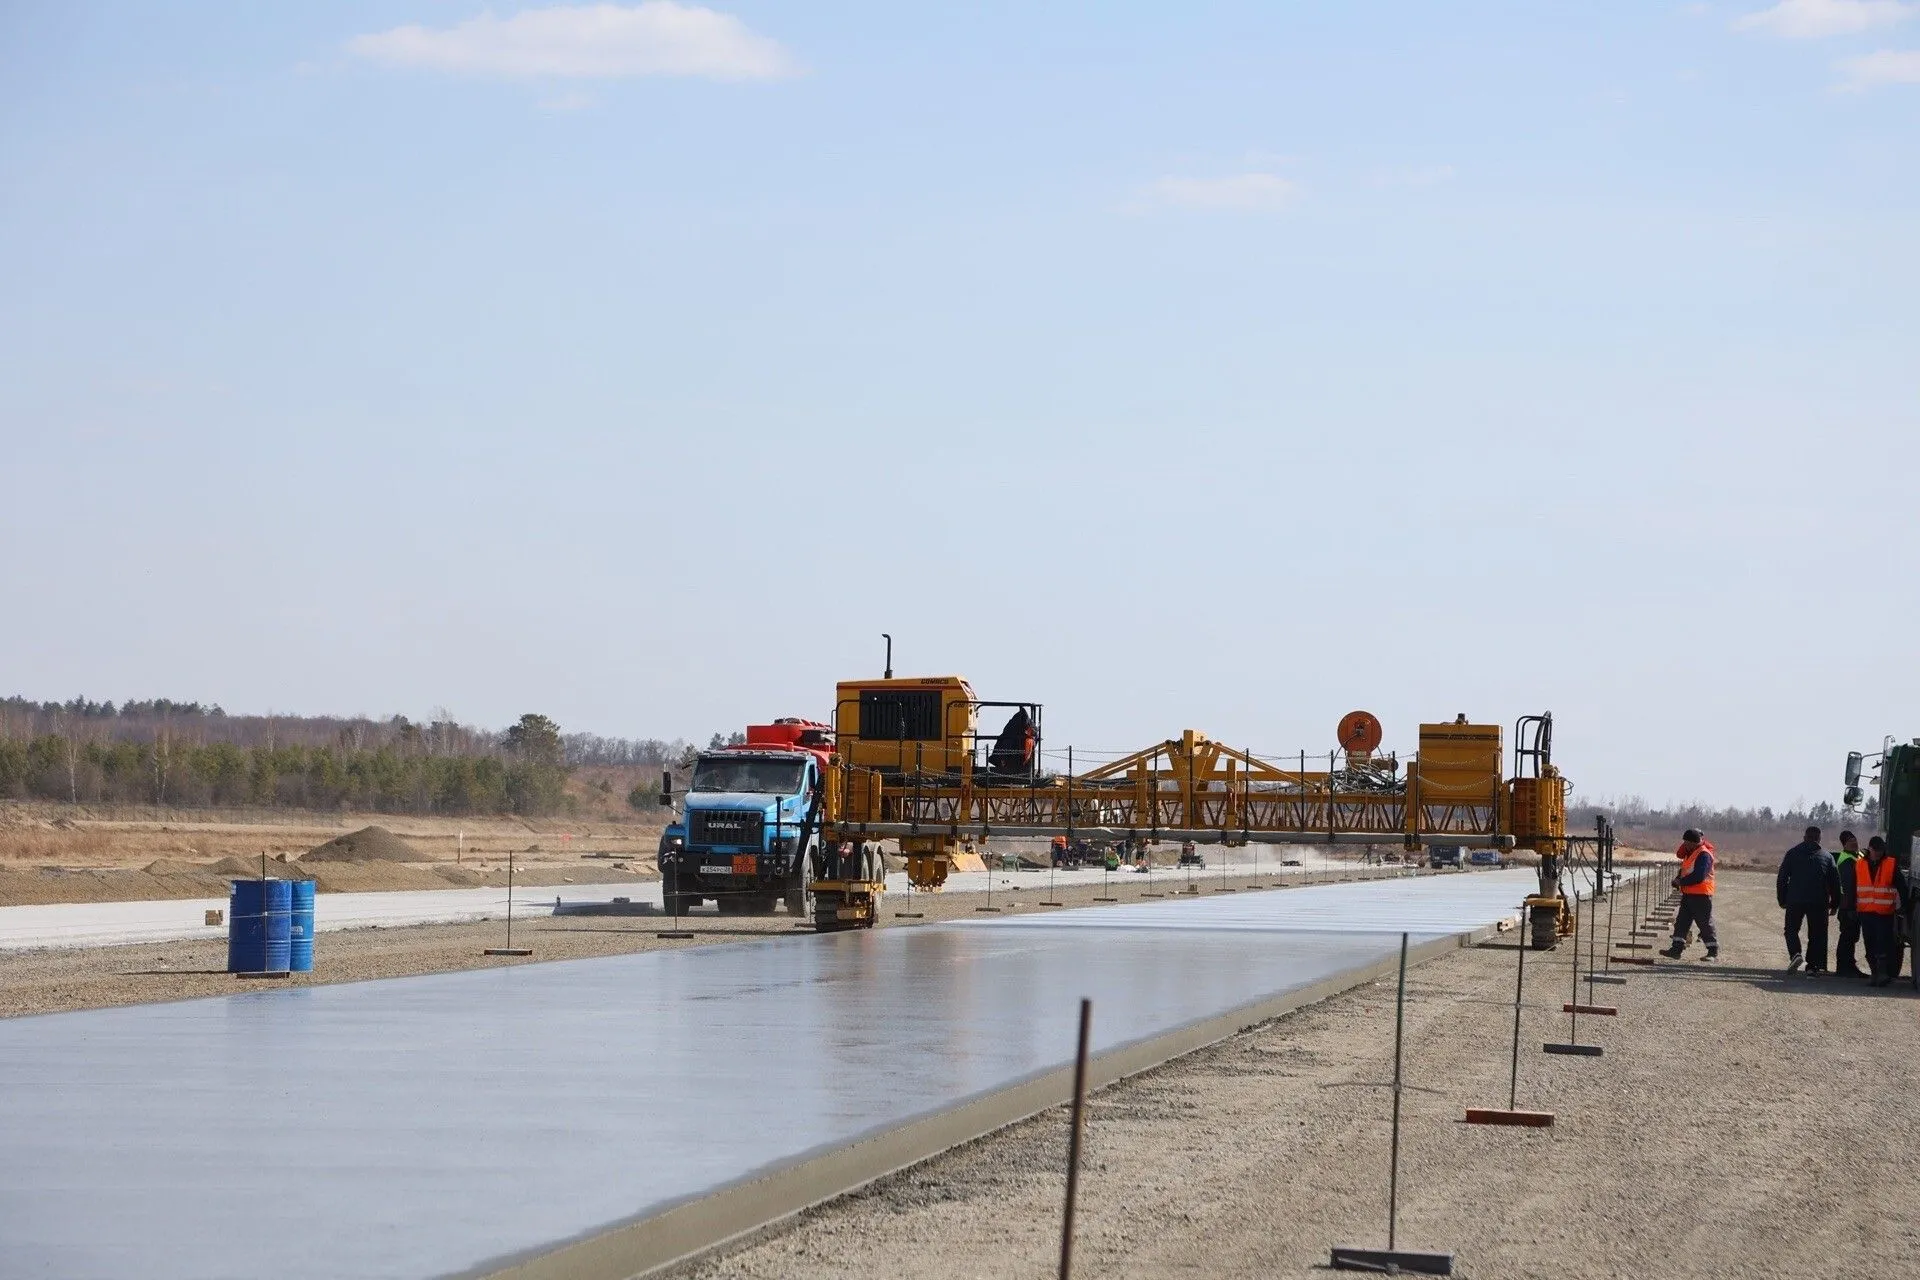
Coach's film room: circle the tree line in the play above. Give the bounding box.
[0,704,589,816]
[0,696,702,769]
[1572,795,1865,833]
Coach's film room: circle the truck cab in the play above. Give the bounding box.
[659,721,829,916]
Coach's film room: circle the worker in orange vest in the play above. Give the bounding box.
[1660,828,1719,961]
[1847,836,1912,987]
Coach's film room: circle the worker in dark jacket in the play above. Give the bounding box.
[1776,826,1840,974]
[1661,829,1718,961]
[1832,830,1865,978]
[1847,837,1913,987]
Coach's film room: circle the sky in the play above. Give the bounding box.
[2,1,1917,810]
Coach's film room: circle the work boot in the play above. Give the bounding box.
[1788,954,1805,973]
[1702,949,1719,962]
[1660,940,1685,959]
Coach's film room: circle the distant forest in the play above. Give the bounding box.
[1571,794,1871,860]
[0,696,708,817]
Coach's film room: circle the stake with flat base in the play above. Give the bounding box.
[1544,861,1601,1055]
[1575,863,1622,1006]
[657,848,695,939]
[976,851,1002,913]
[1058,998,1092,1280]
[1466,908,1554,1127]
[1591,864,1627,985]
[1332,933,1454,1275]
[485,848,534,956]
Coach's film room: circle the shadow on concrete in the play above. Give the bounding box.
[532,924,792,940]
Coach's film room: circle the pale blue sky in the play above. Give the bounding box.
[3,2,1916,808]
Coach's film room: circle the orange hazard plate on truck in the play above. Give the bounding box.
[732,855,755,875]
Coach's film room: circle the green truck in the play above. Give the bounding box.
[1844,741,1919,988]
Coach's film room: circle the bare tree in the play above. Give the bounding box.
[52,708,80,804]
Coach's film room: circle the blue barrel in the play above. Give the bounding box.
[288,880,315,973]
[228,879,293,974]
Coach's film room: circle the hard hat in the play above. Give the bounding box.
[1682,828,1703,843]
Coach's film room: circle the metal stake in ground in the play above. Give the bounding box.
[1466,909,1553,1127]
[657,846,694,940]
[1574,866,1622,1008]
[485,848,534,957]
[1545,861,1602,1056]
[977,846,1002,913]
[1331,933,1453,1275]
[1591,862,1627,985]
[1058,998,1092,1280]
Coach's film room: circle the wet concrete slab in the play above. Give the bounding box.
[0,872,1536,1280]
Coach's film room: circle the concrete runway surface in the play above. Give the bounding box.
[0,870,1545,1280]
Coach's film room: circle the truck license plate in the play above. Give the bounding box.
[702,863,733,875]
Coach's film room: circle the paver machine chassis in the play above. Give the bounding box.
[806,672,1576,947]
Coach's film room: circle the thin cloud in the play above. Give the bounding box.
[348,3,797,81]
[1141,173,1299,213]
[1734,0,1914,38]
[1837,46,1920,84]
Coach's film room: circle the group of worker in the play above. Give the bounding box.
[1660,825,1912,987]
[1774,826,1911,985]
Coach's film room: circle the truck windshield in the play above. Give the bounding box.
[690,756,806,796]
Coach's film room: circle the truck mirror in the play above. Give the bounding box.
[658,769,673,807]
[1844,752,1863,789]
[1844,786,1864,809]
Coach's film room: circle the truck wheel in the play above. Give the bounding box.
[786,873,808,917]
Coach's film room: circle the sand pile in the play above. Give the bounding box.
[142,858,211,876]
[300,826,423,864]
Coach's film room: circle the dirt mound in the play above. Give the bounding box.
[142,858,212,876]
[300,826,423,864]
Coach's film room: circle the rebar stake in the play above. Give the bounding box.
[485,848,534,956]
[1333,934,1453,1274]
[1465,908,1554,1127]
[1058,998,1092,1280]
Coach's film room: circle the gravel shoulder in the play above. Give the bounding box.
[681,870,1920,1280]
[0,865,1408,1018]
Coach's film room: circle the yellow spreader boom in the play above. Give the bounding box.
[807,674,1573,947]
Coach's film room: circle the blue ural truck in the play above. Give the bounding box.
[658,720,829,916]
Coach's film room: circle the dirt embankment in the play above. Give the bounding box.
[0,803,665,906]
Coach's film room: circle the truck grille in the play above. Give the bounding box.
[690,810,764,848]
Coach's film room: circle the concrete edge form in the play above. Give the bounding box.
[476,923,1500,1280]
